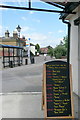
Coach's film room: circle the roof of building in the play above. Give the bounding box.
[1,1,79,15]
[40,47,48,54]
[59,2,80,19]
[0,37,26,42]
[0,44,23,49]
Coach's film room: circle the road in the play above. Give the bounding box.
[1,56,52,93]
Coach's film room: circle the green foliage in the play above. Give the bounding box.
[35,44,40,53]
[63,35,68,49]
[54,45,67,59]
[54,35,68,59]
[48,48,54,58]
[55,53,62,59]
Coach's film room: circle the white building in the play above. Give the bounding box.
[23,43,36,56]
[60,3,80,97]
[30,43,36,56]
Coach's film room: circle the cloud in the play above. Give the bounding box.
[22,32,63,48]
[58,30,64,33]
[22,32,47,46]
[0,0,27,2]
[0,8,8,11]
[48,32,53,34]
[0,25,3,37]
[21,17,27,21]
[29,11,35,14]
[0,25,7,37]
[33,19,41,23]
[21,26,30,33]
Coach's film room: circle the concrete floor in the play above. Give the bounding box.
[0,92,79,119]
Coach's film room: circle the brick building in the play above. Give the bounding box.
[0,30,26,47]
[0,30,26,56]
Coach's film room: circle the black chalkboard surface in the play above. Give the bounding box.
[44,60,74,118]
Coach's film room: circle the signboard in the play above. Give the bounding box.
[43,60,74,119]
[26,40,29,47]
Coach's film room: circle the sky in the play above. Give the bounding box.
[0,1,68,48]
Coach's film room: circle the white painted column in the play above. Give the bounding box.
[78,23,80,97]
[70,17,78,95]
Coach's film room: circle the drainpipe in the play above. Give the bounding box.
[62,19,71,74]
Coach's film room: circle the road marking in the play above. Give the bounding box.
[0,92,42,96]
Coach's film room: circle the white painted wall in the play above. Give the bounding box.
[68,6,80,96]
[30,46,35,55]
[78,22,80,97]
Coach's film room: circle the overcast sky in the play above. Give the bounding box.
[0,1,68,47]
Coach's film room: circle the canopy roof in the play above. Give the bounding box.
[0,44,23,49]
[0,1,80,21]
[0,1,80,15]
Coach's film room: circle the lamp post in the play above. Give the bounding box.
[16,25,21,66]
[16,25,21,46]
[16,25,21,37]
[28,38,31,64]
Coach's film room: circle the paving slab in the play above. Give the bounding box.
[1,93,44,118]
[0,92,80,119]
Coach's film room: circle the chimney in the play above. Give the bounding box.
[13,31,18,38]
[5,30,10,38]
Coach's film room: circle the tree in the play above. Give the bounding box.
[48,47,54,58]
[35,44,40,53]
[63,35,68,49]
[54,45,67,59]
[52,35,68,59]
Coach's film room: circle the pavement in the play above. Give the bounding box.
[0,92,79,119]
[1,92,44,119]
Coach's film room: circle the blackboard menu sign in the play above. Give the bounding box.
[43,60,74,119]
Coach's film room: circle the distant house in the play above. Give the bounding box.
[40,46,53,55]
[40,47,48,54]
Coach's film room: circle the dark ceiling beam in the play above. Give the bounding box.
[74,17,80,26]
[42,1,65,9]
[29,0,31,9]
[0,5,76,14]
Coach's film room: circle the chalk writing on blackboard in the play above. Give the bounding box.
[44,61,74,118]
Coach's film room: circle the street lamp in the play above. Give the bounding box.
[16,25,21,38]
[16,25,21,47]
[16,25,21,66]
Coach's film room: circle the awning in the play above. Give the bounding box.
[0,44,23,49]
[0,1,79,14]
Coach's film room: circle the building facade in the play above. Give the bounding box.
[0,30,26,47]
[60,3,80,96]
[0,30,26,56]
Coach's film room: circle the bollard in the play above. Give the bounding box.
[9,61,13,68]
[25,59,28,65]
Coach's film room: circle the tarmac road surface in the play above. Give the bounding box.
[2,56,53,93]
[2,63,43,93]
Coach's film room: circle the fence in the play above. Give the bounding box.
[0,44,23,68]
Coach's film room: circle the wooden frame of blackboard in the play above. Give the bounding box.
[42,64,45,110]
[43,63,74,119]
